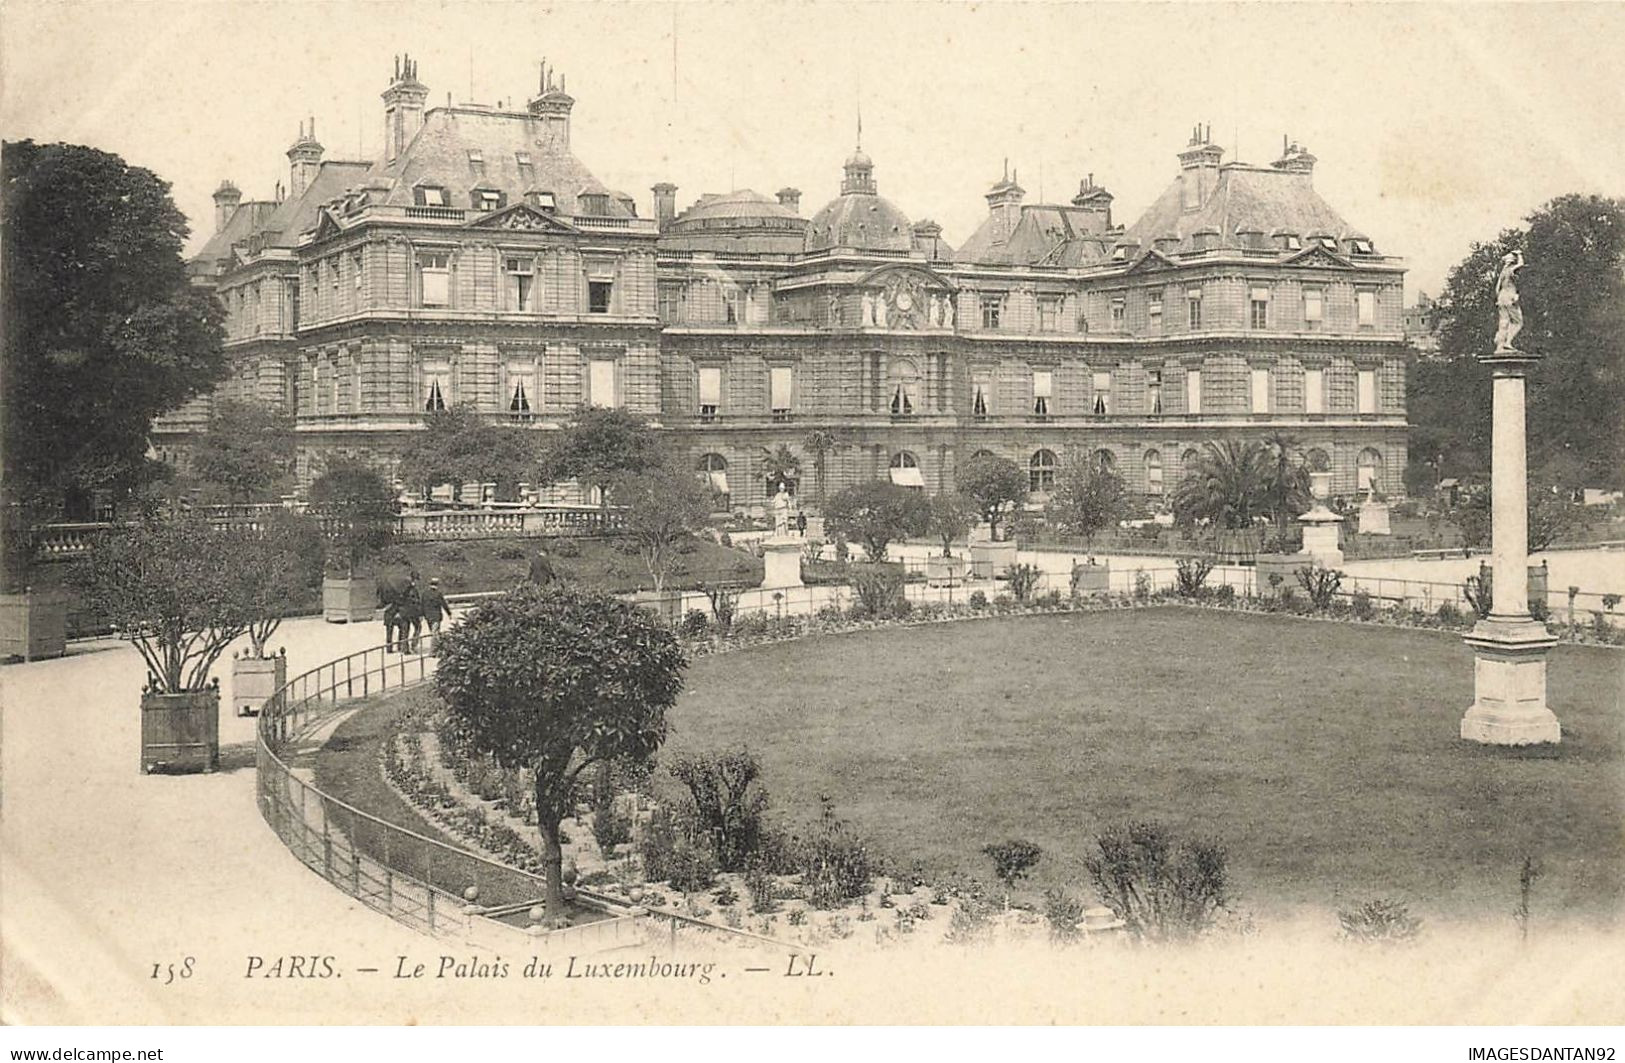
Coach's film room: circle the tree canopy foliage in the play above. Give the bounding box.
[957,453,1029,541]
[925,491,977,557]
[1414,194,1625,491]
[307,458,396,575]
[188,400,296,503]
[537,407,660,506]
[1171,440,1269,531]
[395,404,539,502]
[823,480,930,562]
[1047,458,1129,547]
[435,587,685,921]
[612,455,717,591]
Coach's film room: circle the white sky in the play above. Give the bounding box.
[4,1,1622,297]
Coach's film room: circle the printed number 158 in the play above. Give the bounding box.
[151,957,195,984]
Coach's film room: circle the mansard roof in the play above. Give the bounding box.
[1123,162,1366,255]
[956,204,1114,267]
[189,200,277,275]
[363,105,636,218]
[257,160,371,249]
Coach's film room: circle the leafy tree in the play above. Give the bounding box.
[1171,440,1268,531]
[435,587,686,922]
[1424,194,1625,489]
[396,404,539,503]
[983,839,1043,906]
[73,517,256,692]
[537,407,659,509]
[1454,483,1584,552]
[758,443,802,496]
[801,429,847,506]
[1047,457,1128,548]
[925,491,977,557]
[2,140,227,588]
[307,458,396,576]
[1258,430,1312,535]
[612,456,716,592]
[823,480,930,562]
[233,510,325,657]
[188,399,296,503]
[957,453,1028,542]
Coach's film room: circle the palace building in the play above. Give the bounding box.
[165,58,1409,510]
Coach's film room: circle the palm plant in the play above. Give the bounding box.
[1258,430,1313,537]
[759,443,802,496]
[801,429,845,506]
[1171,440,1269,532]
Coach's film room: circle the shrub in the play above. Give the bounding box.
[1043,888,1085,944]
[494,541,529,561]
[701,583,741,636]
[1133,569,1152,601]
[1338,899,1422,944]
[712,883,739,907]
[432,543,467,565]
[1351,589,1374,620]
[1437,601,1464,627]
[799,796,877,909]
[588,764,633,856]
[1213,584,1236,605]
[1083,821,1229,944]
[1175,556,1214,598]
[1528,597,1550,623]
[678,608,711,638]
[638,805,718,892]
[1295,566,1343,612]
[944,885,998,945]
[668,749,771,873]
[744,864,780,914]
[968,590,989,611]
[1005,563,1042,603]
[1464,569,1493,619]
[849,563,906,619]
[732,612,769,639]
[550,538,581,559]
[983,839,1043,898]
[1036,589,1064,609]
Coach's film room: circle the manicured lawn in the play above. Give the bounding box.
[665,607,1624,926]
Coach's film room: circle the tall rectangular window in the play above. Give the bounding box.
[971,378,991,420]
[1304,368,1324,413]
[1186,368,1202,414]
[658,284,683,323]
[980,295,1002,330]
[1357,369,1378,413]
[1091,370,1112,415]
[588,280,613,314]
[1303,288,1323,329]
[422,361,451,412]
[1249,286,1270,329]
[1110,297,1126,331]
[1251,367,1271,413]
[419,253,450,307]
[769,366,794,421]
[506,363,535,417]
[505,258,534,311]
[1357,290,1377,327]
[1032,369,1052,418]
[698,366,721,421]
[1147,292,1163,332]
[1148,368,1164,414]
[1187,291,1203,330]
[1038,297,1059,332]
[589,358,617,408]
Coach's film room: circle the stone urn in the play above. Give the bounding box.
[231,647,287,717]
[140,680,220,774]
[322,575,376,623]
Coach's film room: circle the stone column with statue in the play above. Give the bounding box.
[760,481,804,589]
[1460,248,1559,744]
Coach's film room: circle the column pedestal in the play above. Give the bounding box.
[1460,618,1561,745]
[760,536,804,589]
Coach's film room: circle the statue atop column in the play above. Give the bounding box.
[1494,249,1526,354]
[771,481,796,538]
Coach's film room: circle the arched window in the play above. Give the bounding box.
[1144,449,1164,495]
[696,453,730,507]
[1306,448,1331,473]
[889,450,923,489]
[888,358,920,416]
[970,448,997,461]
[1181,448,1200,477]
[1093,448,1117,475]
[1357,448,1383,493]
[1030,449,1058,493]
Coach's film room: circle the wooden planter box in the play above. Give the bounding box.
[231,652,287,717]
[323,576,376,623]
[926,555,969,587]
[630,589,685,623]
[971,542,1019,580]
[1070,562,1110,598]
[1255,553,1311,598]
[0,589,69,662]
[141,687,219,774]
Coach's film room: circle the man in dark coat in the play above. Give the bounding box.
[526,546,560,588]
[377,569,411,652]
[396,574,425,653]
[421,577,449,637]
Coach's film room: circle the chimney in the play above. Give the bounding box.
[652,183,678,228]
[212,180,242,233]
[1176,124,1224,212]
[286,117,325,200]
[1070,172,1114,229]
[382,53,429,163]
[527,58,575,152]
[776,187,802,214]
[984,160,1026,245]
[1271,137,1317,179]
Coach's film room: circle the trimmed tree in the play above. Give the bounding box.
[613,457,717,592]
[307,459,396,577]
[1047,457,1129,548]
[396,404,538,503]
[234,510,325,657]
[823,480,930,562]
[188,399,296,503]
[435,587,687,922]
[538,407,659,509]
[2,140,227,590]
[958,453,1028,542]
[926,491,977,557]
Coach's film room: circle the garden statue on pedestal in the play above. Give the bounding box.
[771,482,797,539]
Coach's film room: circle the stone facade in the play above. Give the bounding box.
[162,64,1408,511]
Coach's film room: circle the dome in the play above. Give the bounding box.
[804,193,913,253]
[668,189,802,229]
[660,189,808,254]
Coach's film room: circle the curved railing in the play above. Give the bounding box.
[253,636,786,953]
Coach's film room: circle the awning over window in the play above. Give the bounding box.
[889,466,925,488]
[706,471,730,494]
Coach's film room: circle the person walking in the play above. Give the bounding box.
[526,545,560,588]
[421,576,449,642]
[397,573,425,654]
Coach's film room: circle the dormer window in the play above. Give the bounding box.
[473,188,504,212]
[515,151,532,167]
[1317,235,1339,252]
[1112,245,1128,261]
[580,193,611,216]
[414,185,448,208]
[1350,238,1374,255]
[1280,233,1302,251]
[467,149,485,174]
[530,191,556,212]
